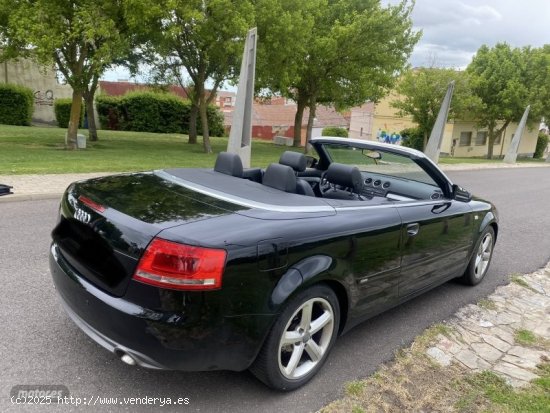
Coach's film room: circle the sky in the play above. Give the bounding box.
[390,0,550,68]
[103,0,550,83]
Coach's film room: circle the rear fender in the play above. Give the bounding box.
[270,255,334,307]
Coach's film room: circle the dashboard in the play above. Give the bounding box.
[361,172,443,201]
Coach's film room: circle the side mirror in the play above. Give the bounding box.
[305,155,318,168]
[452,184,472,202]
[362,149,382,160]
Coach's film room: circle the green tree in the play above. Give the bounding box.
[256,0,419,147]
[466,43,545,159]
[391,68,477,149]
[527,45,550,124]
[147,0,253,153]
[2,0,137,147]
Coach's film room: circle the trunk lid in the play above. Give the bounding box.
[52,172,243,296]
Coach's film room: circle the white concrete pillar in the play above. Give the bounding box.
[227,28,257,168]
[504,105,530,164]
[424,81,455,164]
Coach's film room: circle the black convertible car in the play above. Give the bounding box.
[50,137,498,390]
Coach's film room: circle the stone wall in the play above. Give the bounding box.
[0,59,72,125]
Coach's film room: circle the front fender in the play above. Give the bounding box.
[479,211,498,238]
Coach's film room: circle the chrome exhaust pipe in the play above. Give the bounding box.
[120,352,136,366]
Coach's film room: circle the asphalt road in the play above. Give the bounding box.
[1,167,550,413]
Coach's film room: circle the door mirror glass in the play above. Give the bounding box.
[452,184,472,202]
[305,155,318,168]
[362,150,382,160]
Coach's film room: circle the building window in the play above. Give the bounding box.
[475,131,487,146]
[459,131,472,146]
[495,132,502,145]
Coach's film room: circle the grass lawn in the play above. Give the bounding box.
[0,125,296,175]
[439,156,545,164]
[0,125,545,175]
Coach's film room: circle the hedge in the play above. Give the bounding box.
[322,127,348,137]
[534,133,549,159]
[54,98,85,128]
[400,127,424,151]
[0,83,34,126]
[96,91,225,136]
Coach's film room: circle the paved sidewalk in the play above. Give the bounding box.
[0,172,112,202]
[426,266,550,388]
[0,161,549,203]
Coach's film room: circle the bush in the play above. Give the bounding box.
[96,92,224,136]
[322,127,348,137]
[534,133,549,159]
[54,98,84,128]
[204,105,225,137]
[96,95,123,130]
[0,83,34,126]
[122,92,186,133]
[400,127,424,151]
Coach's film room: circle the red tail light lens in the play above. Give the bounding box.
[78,195,106,213]
[133,238,227,291]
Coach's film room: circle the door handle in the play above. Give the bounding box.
[407,223,420,237]
[431,202,451,214]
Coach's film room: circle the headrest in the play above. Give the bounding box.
[279,151,307,172]
[262,163,297,193]
[325,163,363,193]
[214,152,243,177]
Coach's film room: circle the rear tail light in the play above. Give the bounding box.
[133,238,227,291]
[78,195,106,213]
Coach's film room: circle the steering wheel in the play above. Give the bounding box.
[318,171,331,197]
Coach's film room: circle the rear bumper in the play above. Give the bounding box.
[58,294,166,369]
[50,243,274,372]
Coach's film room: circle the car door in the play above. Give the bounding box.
[396,198,474,298]
[343,206,403,319]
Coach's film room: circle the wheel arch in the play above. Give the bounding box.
[269,255,350,334]
[479,211,498,239]
[318,279,349,335]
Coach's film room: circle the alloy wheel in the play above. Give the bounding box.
[277,297,335,379]
[474,232,493,279]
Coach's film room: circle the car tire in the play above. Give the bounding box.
[250,284,340,391]
[460,226,495,286]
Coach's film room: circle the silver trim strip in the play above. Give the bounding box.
[154,170,335,213]
[386,193,414,202]
[155,170,452,213]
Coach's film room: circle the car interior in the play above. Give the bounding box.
[213,150,443,202]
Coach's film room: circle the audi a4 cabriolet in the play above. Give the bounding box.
[50,137,498,390]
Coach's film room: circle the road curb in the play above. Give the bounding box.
[0,193,62,203]
[0,163,548,204]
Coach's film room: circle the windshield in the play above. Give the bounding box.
[322,143,438,187]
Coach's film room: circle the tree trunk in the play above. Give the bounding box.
[487,121,509,159]
[67,89,83,150]
[188,103,198,144]
[305,97,317,154]
[84,74,100,142]
[199,94,212,153]
[84,92,98,142]
[423,130,428,150]
[487,129,495,159]
[293,95,307,147]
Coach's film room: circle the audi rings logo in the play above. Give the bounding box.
[74,208,91,224]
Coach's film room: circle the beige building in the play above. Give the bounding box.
[349,93,539,158]
[0,58,72,124]
[442,120,538,158]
